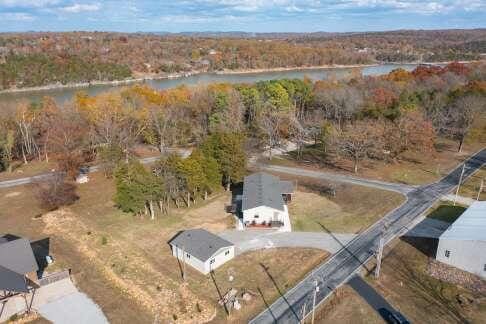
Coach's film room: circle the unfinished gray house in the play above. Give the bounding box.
[169,229,235,275]
[436,201,486,279]
[240,172,294,231]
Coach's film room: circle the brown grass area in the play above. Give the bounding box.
[459,167,486,201]
[0,173,328,323]
[0,160,56,182]
[41,209,216,323]
[271,174,405,233]
[201,248,328,323]
[314,285,384,324]
[269,137,485,186]
[364,239,486,324]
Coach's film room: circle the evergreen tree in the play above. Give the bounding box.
[201,132,246,190]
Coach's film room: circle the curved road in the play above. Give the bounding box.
[250,148,486,324]
[0,148,191,189]
[263,165,416,194]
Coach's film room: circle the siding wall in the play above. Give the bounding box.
[171,245,235,275]
[203,246,235,274]
[242,206,288,225]
[436,239,486,278]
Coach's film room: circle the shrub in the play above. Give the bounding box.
[35,174,78,211]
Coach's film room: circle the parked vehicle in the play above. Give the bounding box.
[379,308,411,324]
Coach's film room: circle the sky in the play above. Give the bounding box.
[0,1,485,33]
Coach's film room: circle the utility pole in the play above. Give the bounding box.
[311,280,319,324]
[477,179,484,201]
[454,164,466,206]
[182,245,187,282]
[374,236,384,279]
[301,302,306,324]
[375,221,388,279]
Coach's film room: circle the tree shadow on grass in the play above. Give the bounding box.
[259,262,300,322]
[257,287,278,323]
[210,270,229,316]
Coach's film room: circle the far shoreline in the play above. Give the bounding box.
[0,60,480,96]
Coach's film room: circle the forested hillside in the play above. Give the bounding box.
[0,29,485,90]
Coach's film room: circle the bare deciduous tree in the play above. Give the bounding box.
[335,121,382,173]
[440,95,485,152]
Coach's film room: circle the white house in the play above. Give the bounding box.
[241,172,294,232]
[169,229,235,275]
[436,201,486,279]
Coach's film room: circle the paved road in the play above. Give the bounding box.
[0,148,191,189]
[219,230,357,254]
[348,275,408,322]
[250,148,486,324]
[263,165,416,194]
[403,217,450,239]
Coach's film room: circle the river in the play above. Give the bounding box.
[0,63,421,105]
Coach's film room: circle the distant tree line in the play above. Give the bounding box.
[0,53,131,89]
[1,30,484,89]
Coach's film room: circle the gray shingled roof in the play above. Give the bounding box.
[0,237,39,292]
[241,172,293,211]
[169,229,234,262]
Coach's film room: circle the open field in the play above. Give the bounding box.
[312,204,485,324]
[267,137,485,186]
[0,172,328,323]
[273,175,405,233]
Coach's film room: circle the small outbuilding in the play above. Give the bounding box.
[169,229,235,275]
[436,201,486,279]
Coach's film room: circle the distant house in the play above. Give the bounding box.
[169,229,235,275]
[436,201,486,279]
[241,172,294,231]
[0,236,39,294]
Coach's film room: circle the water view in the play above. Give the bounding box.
[0,63,421,105]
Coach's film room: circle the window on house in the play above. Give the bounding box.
[254,214,259,218]
[445,250,451,258]
[225,250,230,256]
[210,259,215,264]
[484,264,486,272]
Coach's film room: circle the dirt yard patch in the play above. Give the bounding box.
[41,209,216,323]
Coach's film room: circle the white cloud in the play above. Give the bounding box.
[60,3,101,13]
[0,12,34,21]
[0,0,60,7]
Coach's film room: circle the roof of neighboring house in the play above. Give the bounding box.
[439,201,486,241]
[241,172,293,211]
[0,237,39,292]
[169,229,234,262]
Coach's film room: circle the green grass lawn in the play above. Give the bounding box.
[427,204,466,223]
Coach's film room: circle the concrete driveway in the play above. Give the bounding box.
[219,230,357,254]
[34,278,108,324]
